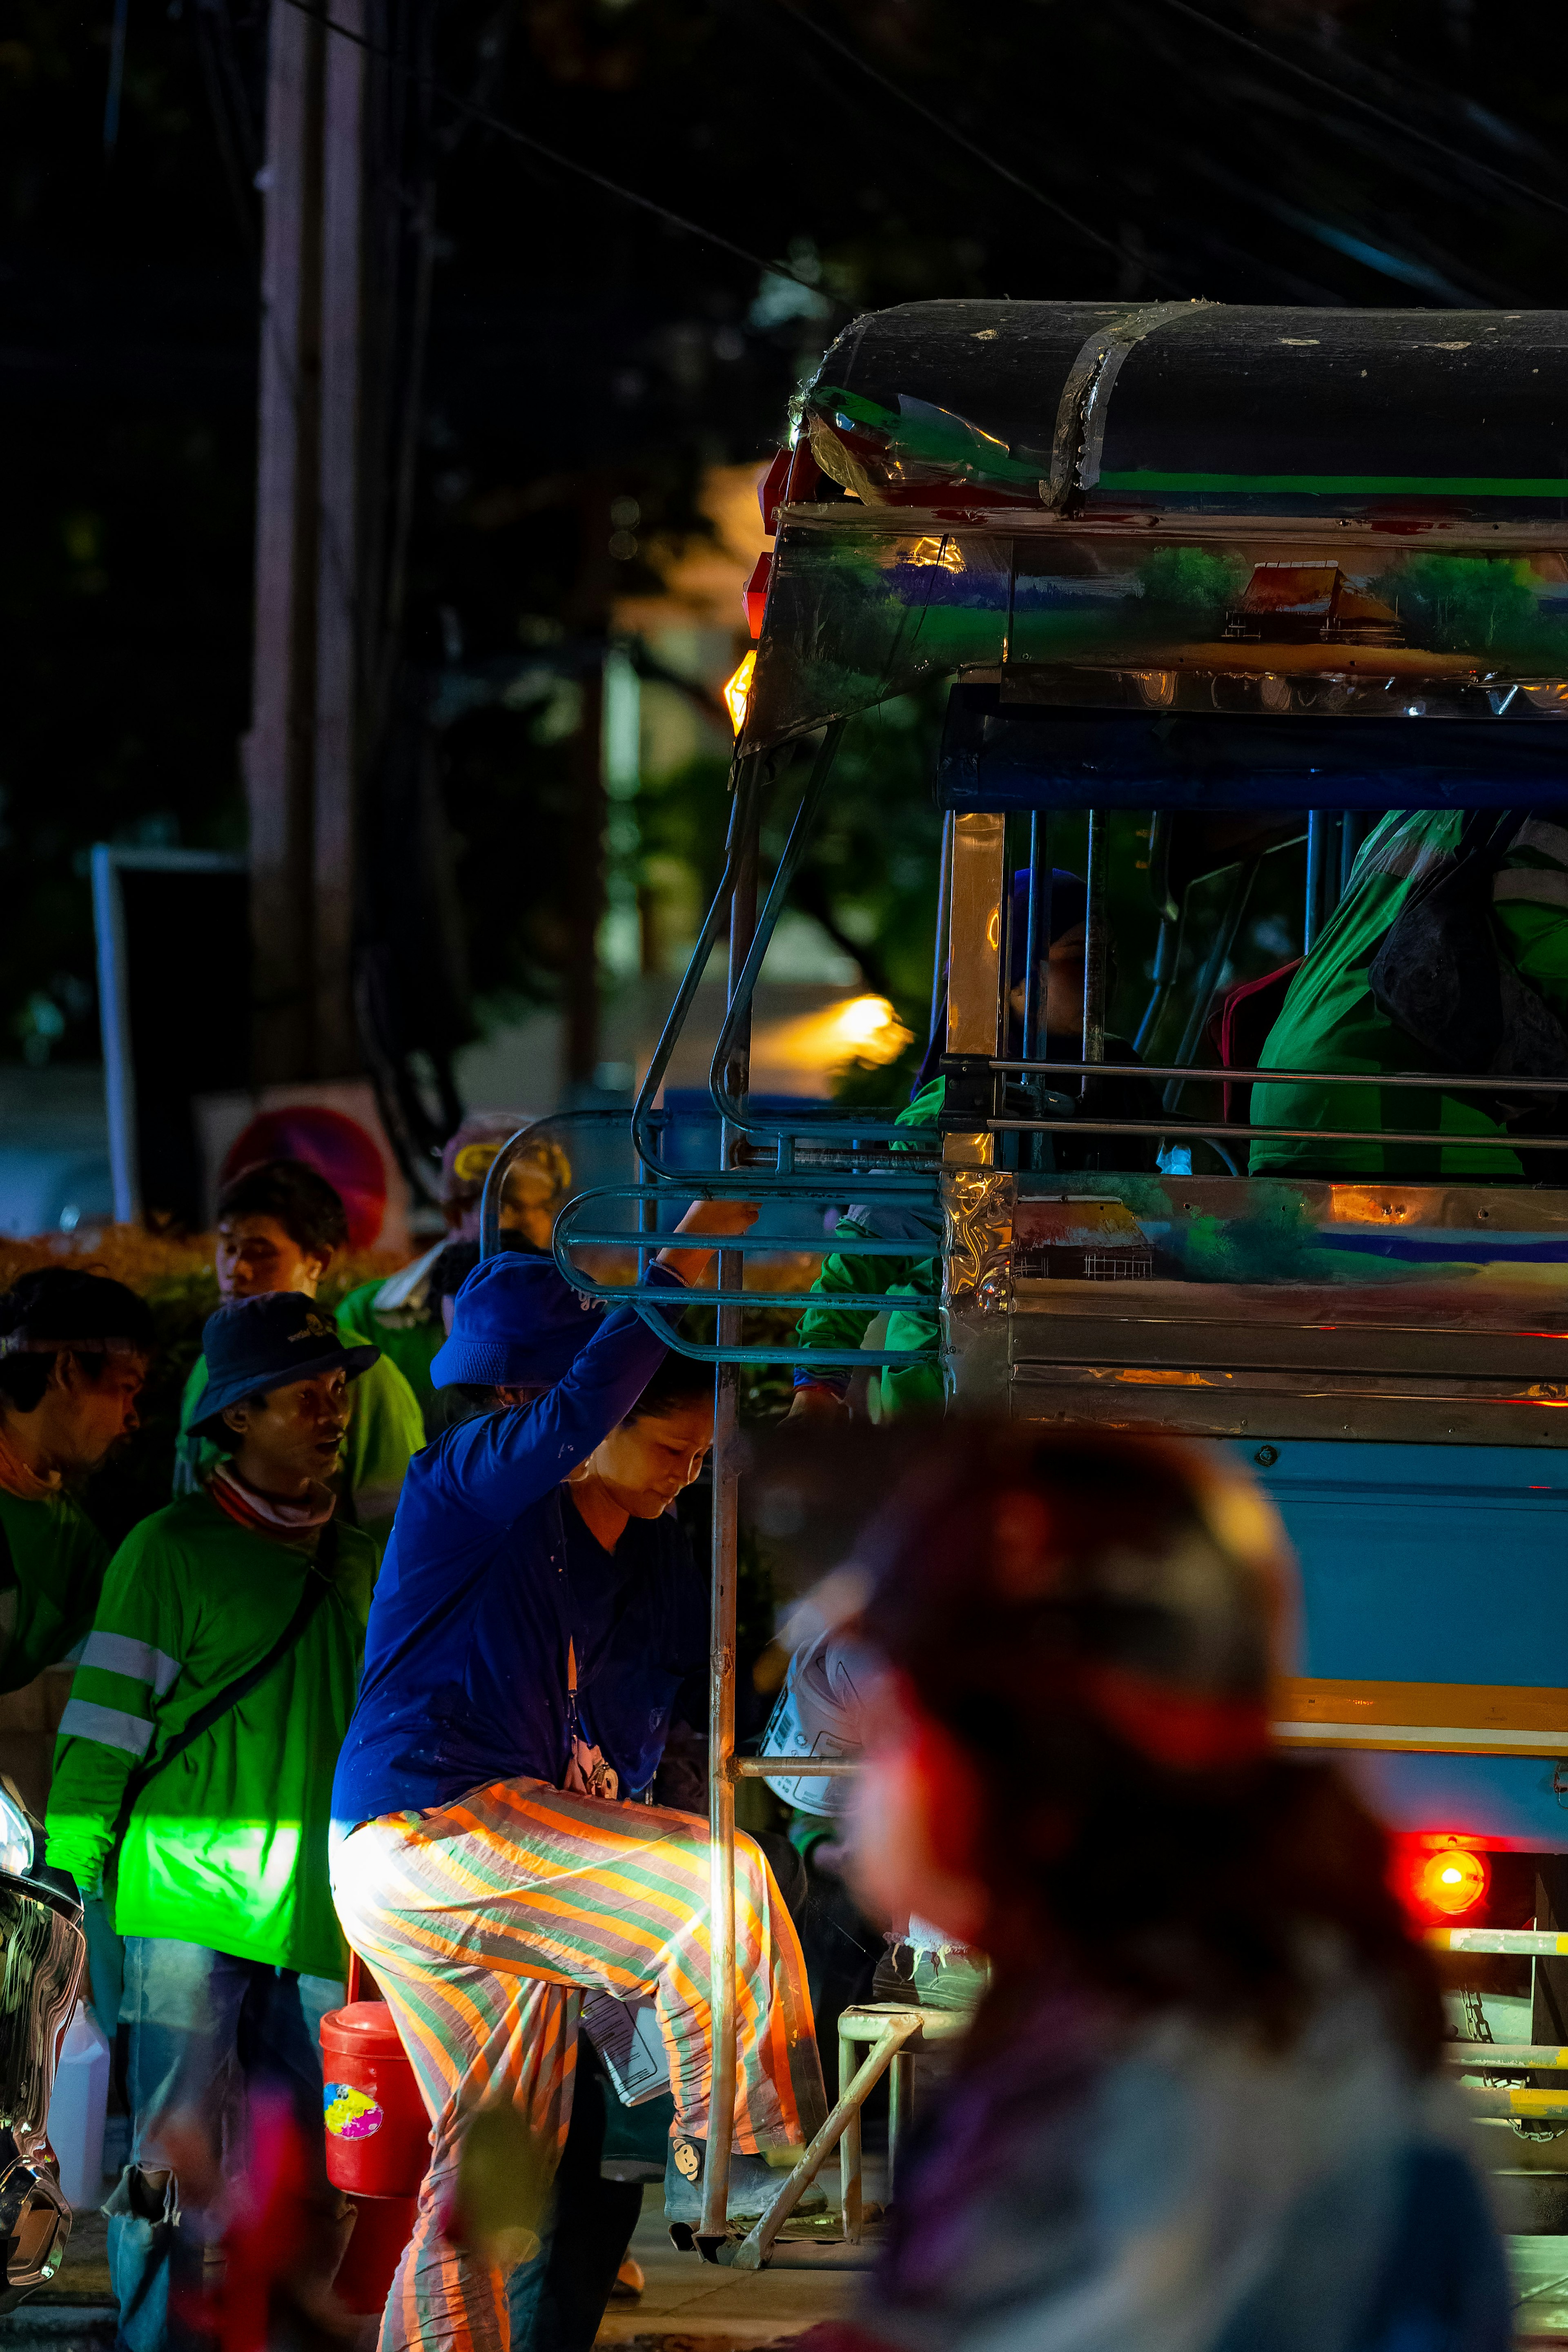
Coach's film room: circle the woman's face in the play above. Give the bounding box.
[1007,920,1087,1039]
[584,1396,715,1520]
[844,1671,989,1947]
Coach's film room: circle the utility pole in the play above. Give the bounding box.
[243,0,364,1085]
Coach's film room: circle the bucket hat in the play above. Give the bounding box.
[430,1254,604,1392]
[189,1293,380,1439]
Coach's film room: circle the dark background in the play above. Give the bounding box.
[6,0,1568,1074]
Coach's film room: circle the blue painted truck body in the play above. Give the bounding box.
[1247,1439,1568,1850]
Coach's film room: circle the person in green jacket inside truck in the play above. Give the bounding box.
[1252,810,1568,1181]
[174,1157,424,1546]
[0,1267,153,1694]
[48,1291,381,2352]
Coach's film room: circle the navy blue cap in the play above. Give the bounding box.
[189,1293,380,1438]
[430,1254,605,1391]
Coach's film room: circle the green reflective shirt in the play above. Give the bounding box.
[336,1272,445,1439]
[0,1487,109,1695]
[45,1494,377,1976]
[172,1316,425,1548]
[1252,812,1568,1180]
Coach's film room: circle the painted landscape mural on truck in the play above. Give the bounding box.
[750,520,1568,747]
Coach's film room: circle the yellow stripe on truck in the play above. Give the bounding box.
[1272,1677,1568,1757]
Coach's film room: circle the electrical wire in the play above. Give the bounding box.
[771,0,1187,292]
[1151,0,1568,227]
[276,0,855,316]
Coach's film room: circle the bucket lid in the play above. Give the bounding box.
[319,1999,408,2056]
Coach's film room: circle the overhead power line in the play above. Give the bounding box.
[771,0,1187,295]
[276,0,855,319]
[1152,0,1568,227]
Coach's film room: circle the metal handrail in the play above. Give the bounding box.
[988,1113,1568,1151]
[993,1054,1568,1095]
[477,1107,636,1260]
[630,752,755,1178]
[707,721,915,1148]
[549,1183,942,1367]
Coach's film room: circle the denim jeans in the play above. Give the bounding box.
[506,2043,642,2352]
[105,1938,343,2352]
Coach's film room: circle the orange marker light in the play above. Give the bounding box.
[1413,1846,1489,1919]
[723,650,756,736]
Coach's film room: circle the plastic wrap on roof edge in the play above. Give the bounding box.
[741,299,1568,753]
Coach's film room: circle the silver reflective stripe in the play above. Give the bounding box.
[58,1699,153,1757]
[81,1632,180,1695]
[1360,833,1450,884]
[1512,819,1568,867]
[1493,869,1568,910]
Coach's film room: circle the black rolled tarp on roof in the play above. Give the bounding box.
[805,299,1568,519]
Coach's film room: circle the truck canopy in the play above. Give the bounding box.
[748,298,1568,778]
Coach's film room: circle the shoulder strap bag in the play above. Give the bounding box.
[107,1519,339,1858]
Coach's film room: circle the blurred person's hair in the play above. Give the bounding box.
[0,1268,155,1413]
[505,1134,571,1207]
[216,1159,349,1258]
[855,1426,1443,2069]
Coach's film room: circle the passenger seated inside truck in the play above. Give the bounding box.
[790,870,1156,1423]
[1250,810,1568,1182]
[999,871,1160,1176]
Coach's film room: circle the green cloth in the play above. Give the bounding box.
[1252,811,1568,1180]
[795,1077,945,1419]
[337,1276,445,1436]
[0,1487,109,1695]
[45,1494,377,1976]
[172,1314,425,1546]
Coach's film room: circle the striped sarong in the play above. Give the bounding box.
[330,1776,826,2352]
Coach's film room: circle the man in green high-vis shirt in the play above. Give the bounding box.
[174,1157,424,1546]
[49,1291,381,2352]
[1252,811,1568,1181]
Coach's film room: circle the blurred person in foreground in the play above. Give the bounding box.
[0,1268,153,1692]
[798,1427,1507,2352]
[174,1158,424,1544]
[48,1294,382,2352]
[339,1118,571,1436]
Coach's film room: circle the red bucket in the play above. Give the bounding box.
[319,2000,430,2199]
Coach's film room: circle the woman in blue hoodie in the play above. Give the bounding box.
[331,1201,826,2352]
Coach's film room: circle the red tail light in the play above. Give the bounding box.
[757,447,793,534]
[757,441,822,535]
[1416,1847,1489,1917]
[743,553,772,638]
[1394,1837,1490,1924]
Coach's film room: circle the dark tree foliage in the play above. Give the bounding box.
[7,0,1568,1063]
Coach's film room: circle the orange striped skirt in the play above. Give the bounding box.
[331,1777,826,2352]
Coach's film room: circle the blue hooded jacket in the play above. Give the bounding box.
[332,1262,703,1824]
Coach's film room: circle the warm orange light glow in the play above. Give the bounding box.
[1410,1844,1489,1920]
[723,650,756,735]
[756,994,915,1078]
